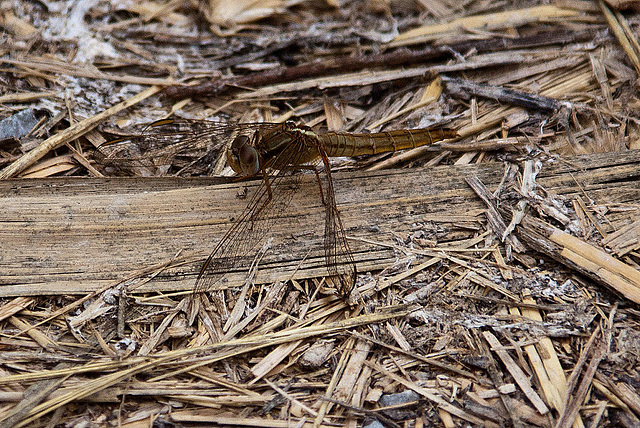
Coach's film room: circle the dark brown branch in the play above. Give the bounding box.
[442,77,563,112]
[164,29,598,99]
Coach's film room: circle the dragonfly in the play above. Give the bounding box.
[100,119,457,298]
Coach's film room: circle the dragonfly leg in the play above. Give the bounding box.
[293,165,326,205]
[310,166,326,205]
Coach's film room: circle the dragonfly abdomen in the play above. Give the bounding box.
[320,128,457,157]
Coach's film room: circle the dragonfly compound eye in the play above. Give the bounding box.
[227,135,259,176]
[238,145,259,175]
[232,135,250,151]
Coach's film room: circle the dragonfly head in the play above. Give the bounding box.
[227,135,260,176]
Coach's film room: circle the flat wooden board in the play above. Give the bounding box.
[2,149,640,296]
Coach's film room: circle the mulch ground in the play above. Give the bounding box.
[1,1,640,427]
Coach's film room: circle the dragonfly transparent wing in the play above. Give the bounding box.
[98,119,283,176]
[317,143,357,297]
[99,119,356,298]
[194,132,312,293]
[195,129,356,298]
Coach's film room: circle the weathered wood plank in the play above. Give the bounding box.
[2,149,640,296]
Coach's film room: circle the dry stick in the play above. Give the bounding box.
[553,326,601,428]
[482,331,549,415]
[14,357,169,428]
[599,0,640,76]
[442,77,563,112]
[164,29,596,99]
[350,331,481,382]
[0,375,69,428]
[0,91,58,103]
[264,379,318,418]
[137,298,189,356]
[0,85,161,178]
[516,215,640,304]
[364,360,495,427]
[474,330,524,428]
[144,307,410,382]
[0,58,175,86]
[517,291,585,428]
[558,306,615,428]
[8,316,57,349]
[594,372,640,418]
[392,5,580,45]
[0,359,145,385]
[7,253,187,340]
[319,396,402,428]
[9,308,411,426]
[0,297,34,322]
[333,338,372,411]
[466,175,526,252]
[556,342,607,428]
[314,335,356,426]
[564,325,602,404]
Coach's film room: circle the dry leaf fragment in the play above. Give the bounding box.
[0,10,38,36]
[299,340,336,369]
[208,0,304,26]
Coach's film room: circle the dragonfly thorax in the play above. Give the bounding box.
[227,134,260,176]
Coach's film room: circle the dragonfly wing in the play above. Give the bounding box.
[317,144,357,297]
[194,135,308,294]
[99,119,356,297]
[98,120,282,176]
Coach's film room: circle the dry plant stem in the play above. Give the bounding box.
[7,256,184,340]
[601,219,640,256]
[0,91,58,103]
[517,291,585,428]
[264,379,318,418]
[364,360,495,427]
[0,57,177,85]
[332,338,371,413]
[164,29,596,99]
[0,85,161,178]
[565,325,603,402]
[442,77,562,112]
[482,331,549,415]
[314,335,356,425]
[8,316,57,349]
[0,376,69,428]
[474,331,522,428]
[2,308,411,425]
[516,215,640,304]
[13,358,169,428]
[556,334,607,428]
[466,175,526,252]
[392,5,581,45]
[145,307,409,381]
[598,0,640,76]
[320,396,402,428]
[594,372,640,417]
[0,297,34,321]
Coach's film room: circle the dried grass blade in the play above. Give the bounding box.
[0,85,161,178]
